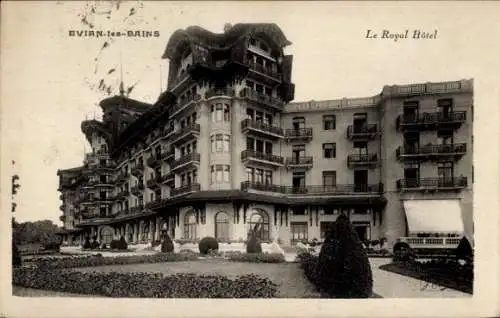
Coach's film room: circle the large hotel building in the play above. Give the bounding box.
[57,23,473,250]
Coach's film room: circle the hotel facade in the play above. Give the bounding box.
[57,23,473,250]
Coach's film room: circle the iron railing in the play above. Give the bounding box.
[241,119,284,136]
[241,150,284,165]
[171,183,201,197]
[241,181,384,195]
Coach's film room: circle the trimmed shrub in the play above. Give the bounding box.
[82,237,91,249]
[227,252,285,263]
[118,236,128,250]
[392,242,415,263]
[246,233,262,254]
[33,253,199,270]
[315,214,373,298]
[90,240,100,250]
[109,240,119,250]
[12,268,279,298]
[455,237,473,263]
[198,237,219,255]
[12,241,21,267]
[161,234,174,253]
[297,252,320,286]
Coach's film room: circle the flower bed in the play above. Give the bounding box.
[226,252,285,263]
[379,259,473,294]
[12,268,278,298]
[32,253,199,269]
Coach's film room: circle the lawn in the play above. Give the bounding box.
[73,258,322,298]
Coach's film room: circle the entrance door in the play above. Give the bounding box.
[354,170,368,192]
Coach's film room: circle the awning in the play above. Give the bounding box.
[403,199,464,234]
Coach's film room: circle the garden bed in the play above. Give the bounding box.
[379,260,473,294]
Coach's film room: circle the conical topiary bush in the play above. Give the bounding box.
[161,233,174,253]
[316,214,373,298]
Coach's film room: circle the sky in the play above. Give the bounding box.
[1,1,499,225]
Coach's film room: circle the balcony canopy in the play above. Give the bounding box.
[403,199,464,235]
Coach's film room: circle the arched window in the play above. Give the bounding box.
[127,224,134,242]
[100,227,113,245]
[248,209,270,241]
[215,212,229,241]
[184,211,197,240]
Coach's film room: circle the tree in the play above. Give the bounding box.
[316,214,373,298]
[13,220,62,246]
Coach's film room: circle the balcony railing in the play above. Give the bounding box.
[205,87,236,99]
[396,143,467,160]
[399,237,462,249]
[285,128,313,142]
[114,171,128,183]
[170,123,200,145]
[396,177,467,191]
[131,183,145,195]
[147,154,163,167]
[171,183,201,197]
[241,119,284,139]
[171,94,201,117]
[239,87,285,110]
[241,150,285,167]
[115,190,129,201]
[347,124,378,140]
[131,164,144,176]
[245,60,280,80]
[170,152,201,171]
[129,205,144,214]
[241,181,383,195]
[347,154,378,168]
[285,156,313,169]
[396,111,466,131]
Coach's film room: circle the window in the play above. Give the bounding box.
[248,210,270,241]
[223,135,230,152]
[256,169,264,184]
[100,227,114,245]
[211,165,230,184]
[215,212,229,241]
[211,134,230,153]
[224,105,230,122]
[292,172,306,189]
[323,143,336,158]
[320,222,335,239]
[438,162,454,181]
[323,115,336,130]
[323,171,336,187]
[292,144,306,160]
[246,167,254,182]
[246,137,254,150]
[264,171,272,185]
[184,211,197,240]
[291,222,308,244]
[353,141,368,155]
[141,223,149,242]
[292,117,305,130]
[437,130,454,145]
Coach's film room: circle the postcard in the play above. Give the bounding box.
[1,1,499,317]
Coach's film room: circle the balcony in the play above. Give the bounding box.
[347,154,379,168]
[165,149,175,162]
[170,123,200,146]
[399,237,462,250]
[131,183,145,196]
[285,128,313,142]
[285,156,313,170]
[59,215,65,222]
[129,204,144,214]
[171,94,202,117]
[114,171,128,184]
[396,143,467,161]
[396,111,466,131]
[146,177,160,189]
[146,199,163,210]
[59,204,66,211]
[131,164,144,177]
[245,60,281,83]
[171,183,201,197]
[241,150,284,168]
[241,181,383,196]
[239,87,285,110]
[396,177,468,192]
[241,119,284,140]
[205,87,236,99]
[170,152,200,172]
[347,124,378,141]
[161,171,175,185]
[147,153,164,168]
[115,190,129,201]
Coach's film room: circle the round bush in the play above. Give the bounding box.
[82,237,91,249]
[455,237,473,262]
[316,214,373,298]
[118,236,128,250]
[161,234,174,253]
[392,242,414,263]
[199,237,219,255]
[246,235,262,254]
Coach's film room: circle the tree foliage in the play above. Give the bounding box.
[12,220,62,246]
